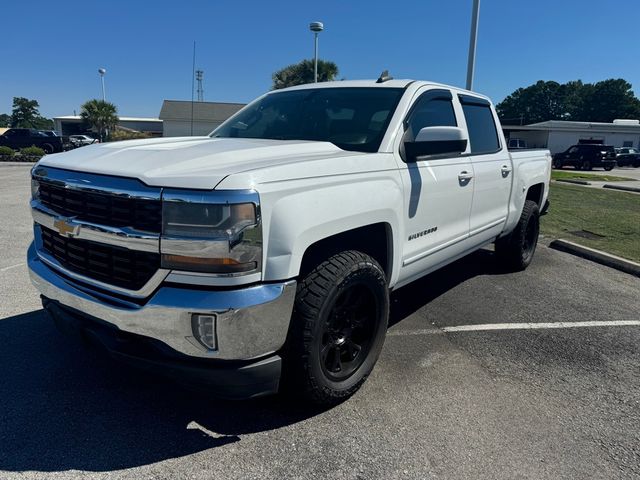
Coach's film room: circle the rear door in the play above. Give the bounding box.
[459,95,511,242]
[394,88,474,284]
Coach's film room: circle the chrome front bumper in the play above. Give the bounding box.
[28,243,296,360]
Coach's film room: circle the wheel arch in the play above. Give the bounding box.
[298,223,394,281]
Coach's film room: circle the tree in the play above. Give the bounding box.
[580,79,640,123]
[496,79,640,124]
[80,99,119,141]
[0,113,10,127]
[272,59,339,90]
[10,97,53,129]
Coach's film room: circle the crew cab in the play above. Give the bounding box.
[27,78,551,405]
[0,128,64,154]
[552,143,617,171]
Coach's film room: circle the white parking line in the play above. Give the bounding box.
[0,262,24,272]
[389,320,640,336]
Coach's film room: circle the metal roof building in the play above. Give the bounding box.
[503,119,640,154]
[159,100,245,137]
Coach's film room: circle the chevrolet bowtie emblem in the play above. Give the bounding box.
[53,218,79,237]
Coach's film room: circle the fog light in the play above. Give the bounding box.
[192,314,217,350]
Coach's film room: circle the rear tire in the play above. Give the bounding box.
[495,200,540,271]
[604,165,614,171]
[282,251,389,406]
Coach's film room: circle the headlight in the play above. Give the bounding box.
[31,178,40,199]
[161,190,262,276]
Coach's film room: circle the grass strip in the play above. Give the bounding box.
[541,183,640,262]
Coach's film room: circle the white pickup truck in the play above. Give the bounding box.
[28,77,551,405]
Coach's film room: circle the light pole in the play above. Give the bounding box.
[465,0,480,90]
[98,68,107,101]
[309,21,323,82]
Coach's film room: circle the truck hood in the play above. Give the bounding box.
[38,136,350,189]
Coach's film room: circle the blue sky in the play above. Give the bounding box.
[2,0,639,119]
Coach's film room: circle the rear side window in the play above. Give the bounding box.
[460,97,500,154]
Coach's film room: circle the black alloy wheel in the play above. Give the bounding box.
[320,283,377,381]
[283,250,389,405]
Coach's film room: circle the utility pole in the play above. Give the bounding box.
[465,0,480,90]
[190,41,195,136]
[196,70,204,102]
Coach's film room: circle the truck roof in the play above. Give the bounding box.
[275,79,491,102]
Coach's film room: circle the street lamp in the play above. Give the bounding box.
[98,68,106,101]
[309,21,324,83]
[465,0,480,90]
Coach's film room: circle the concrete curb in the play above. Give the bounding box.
[549,239,640,278]
[603,184,640,193]
[555,179,591,185]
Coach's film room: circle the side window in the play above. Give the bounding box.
[459,97,500,154]
[407,93,457,138]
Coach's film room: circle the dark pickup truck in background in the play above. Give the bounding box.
[552,143,617,171]
[0,128,64,154]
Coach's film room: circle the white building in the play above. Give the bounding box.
[503,119,640,154]
[159,100,245,137]
[53,116,163,137]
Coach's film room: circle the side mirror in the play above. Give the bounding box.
[404,126,468,162]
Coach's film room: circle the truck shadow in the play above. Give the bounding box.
[0,250,502,473]
[389,248,506,327]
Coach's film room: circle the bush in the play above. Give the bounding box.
[20,145,46,156]
[0,146,15,156]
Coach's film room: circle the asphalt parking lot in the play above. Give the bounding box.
[1,162,639,479]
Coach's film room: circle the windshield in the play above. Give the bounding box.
[211,87,405,153]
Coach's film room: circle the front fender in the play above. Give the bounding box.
[259,175,403,284]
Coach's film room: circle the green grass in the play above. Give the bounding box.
[551,170,635,182]
[541,183,640,262]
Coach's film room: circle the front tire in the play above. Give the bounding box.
[283,251,389,405]
[495,200,540,271]
[604,165,614,171]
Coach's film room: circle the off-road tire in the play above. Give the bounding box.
[495,200,540,271]
[282,251,389,406]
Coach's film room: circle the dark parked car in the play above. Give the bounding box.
[615,147,640,168]
[0,128,64,154]
[552,144,617,171]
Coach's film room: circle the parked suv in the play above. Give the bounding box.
[615,147,640,168]
[552,144,617,171]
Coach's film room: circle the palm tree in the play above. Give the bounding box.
[80,99,118,141]
[272,59,339,90]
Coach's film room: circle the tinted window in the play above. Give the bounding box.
[212,87,404,153]
[407,96,457,136]
[461,103,500,154]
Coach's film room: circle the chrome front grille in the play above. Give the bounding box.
[31,166,166,296]
[38,178,162,233]
[40,226,160,291]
